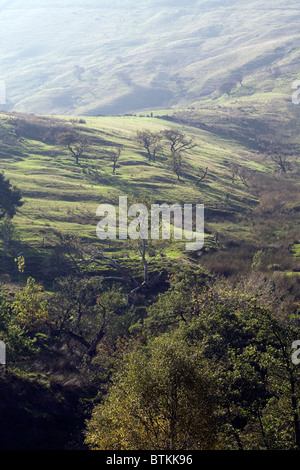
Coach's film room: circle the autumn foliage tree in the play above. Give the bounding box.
[12,277,50,332]
[84,335,217,450]
[144,275,300,450]
[0,286,38,361]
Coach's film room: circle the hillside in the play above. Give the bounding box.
[1,0,300,115]
[0,97,299,285]
[2,0,300,453]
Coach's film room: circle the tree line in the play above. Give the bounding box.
[1,252,300,450]
[0,173,299,450]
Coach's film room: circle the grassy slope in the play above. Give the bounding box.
[1,96,299,282]
[0,111,262,241]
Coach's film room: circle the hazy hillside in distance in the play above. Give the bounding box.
[0,0,300,115]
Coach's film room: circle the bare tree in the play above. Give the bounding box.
[258,140,292,173]
[58,131,89,165]
[196,166,208,185]
[163,129,196,154]
[229,163,249,186]
[236,166,249,187]
[85,240,165,305]
[169,150,183,182]
[135,130,162,162]
[269,148,291,173]
[107,144,123,174]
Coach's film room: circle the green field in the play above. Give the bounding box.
[0,112,262,246]
[1,91,300,282]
